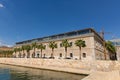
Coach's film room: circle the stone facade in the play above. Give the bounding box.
[14,28,108,61]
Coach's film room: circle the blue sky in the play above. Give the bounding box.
[0,0,120,46]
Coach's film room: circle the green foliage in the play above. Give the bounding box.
[49,41,57,50]
[21,45,26,51]
[17,48,22,52]
[37,43,46,57]
[61,39,71,58]
[49,41,57,58]
[105,41,116,53]
[75,39,86,48]
[37,43,46,50]
[61,39,71,48]
[25,45,32,52]
[0,50,13,57]
[13,48,17,53]
[32,42,37,50]
[75,39,86,60]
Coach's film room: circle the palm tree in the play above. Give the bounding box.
[25,45,32,58]
[21,45,26,58]
[2,51,6,57]
[49,41,57,58]
[6,50,13,58]
[105,41,117,60]
[13,48,18,58]
[32,42,37,58]
[37,43,46,58]
[9,50,14,58]
[75,39,86,60]
[17,48,22,58]
[61,39,71,58]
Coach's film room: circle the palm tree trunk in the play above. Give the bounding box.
[32,48,35,58]
[41,49,42,58]
[15,52,16,58]
[27,51,29,58]
[22,51,24,58]
[65,47,67,58]
[19,51,20,58]
[79,47,81,60]
[23,50,25,58]
[52,49,54,58]
[34,48,35,53]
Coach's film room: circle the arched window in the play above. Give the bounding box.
[70,53,73,57]
[60,53,62,57]
[37,53,39,58]
[83,53,86,58]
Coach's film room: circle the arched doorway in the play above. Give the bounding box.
[59,53,62,57]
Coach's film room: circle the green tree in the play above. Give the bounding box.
[6,50,13,58]
[49,41,57,58]
[32,42,37,58]
[9,50,14,58]
[61,39,71,58]
[37,43,46,58]
[25,45,32,58]
[13,48,17,53]
[13,48,18,58]
[21,45,26,58]
[75,39,86,60]
[17,48,22,58]
[105,41,117,60]
[0,50,13,58]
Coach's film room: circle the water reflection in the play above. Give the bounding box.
[0,64,86,80]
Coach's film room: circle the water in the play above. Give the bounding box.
[0,64,86,80]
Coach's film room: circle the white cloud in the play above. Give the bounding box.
[0,3,4,8]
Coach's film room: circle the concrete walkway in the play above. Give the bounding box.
[82,70,120,80]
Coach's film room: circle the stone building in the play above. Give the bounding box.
[14,28,108,61]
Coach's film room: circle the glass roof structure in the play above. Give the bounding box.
[16,28,102,45]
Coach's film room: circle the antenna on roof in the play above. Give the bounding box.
[98,28,112,39]
[99,28,104,39]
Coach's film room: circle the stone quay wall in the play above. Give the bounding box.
[0,58,120,74]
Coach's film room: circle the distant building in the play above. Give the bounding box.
[110,39,120,60]
[14,28,109,61]
[0,46,12,51]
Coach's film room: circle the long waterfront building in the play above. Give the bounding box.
[14,28,109,61]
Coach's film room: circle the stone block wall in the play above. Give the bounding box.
[0,58,120,74]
